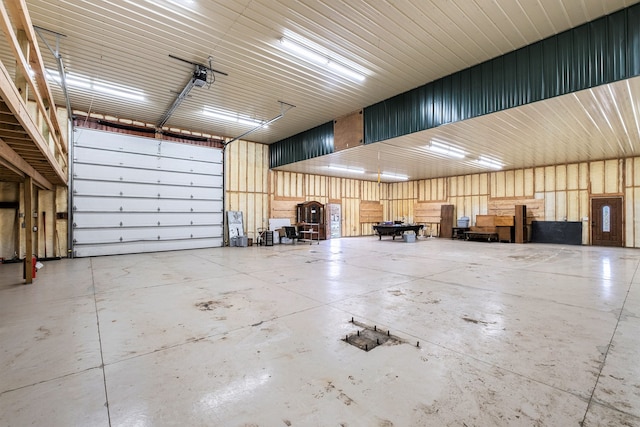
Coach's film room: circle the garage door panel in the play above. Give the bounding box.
[74,225,222,242]
[72,129,223,257]
[74,164,222,187]
[75,130,158,156]
[75,147,218,175]
[75,132,222,161]
[73,180,221,199]
[74,238,222,257]
[157,143,223,162]
[74,196,223,212]
[73,212,223,228]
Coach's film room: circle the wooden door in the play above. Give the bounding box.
[440,205,454,238]
[591,198,623,247]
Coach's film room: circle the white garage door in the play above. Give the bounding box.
[72,128,223,257]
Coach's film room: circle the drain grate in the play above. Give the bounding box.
[343,318,410,352]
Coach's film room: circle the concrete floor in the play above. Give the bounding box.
[0,237,639,426]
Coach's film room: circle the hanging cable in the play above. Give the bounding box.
[224,101,295,146]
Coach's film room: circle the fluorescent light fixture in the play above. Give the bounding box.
[427,140,465,158]
[46,69,145,101]
[476,156,504,170]
[328,165,365,174]
[381,172,409,181]
[65,75,91,90]
[147,0,195,11]
[327,61,366,82]
[280,37,327,65]
[202,108,268,128]
[280,36,366,82]
[168,0,194,6]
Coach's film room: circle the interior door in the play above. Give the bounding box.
[440,204,454,238]
[591,198,623,247]
[328,204,341,238]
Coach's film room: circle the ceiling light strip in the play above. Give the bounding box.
[476,156,504,170]
[427,140,466,158]
[46,69,145,101]
[203,108,266,127]
[380,173,409,181]
[327,165,365,174]
[280,37,365,82]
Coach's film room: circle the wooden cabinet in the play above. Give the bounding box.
[496,215,515,243]
[296,201,327,240]
[497,226,514,243]
[515,205,527,243]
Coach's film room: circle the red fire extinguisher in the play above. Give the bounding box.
[23,256,37,280]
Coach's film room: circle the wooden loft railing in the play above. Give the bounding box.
[0,0,68,189]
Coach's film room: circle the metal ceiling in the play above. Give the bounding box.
[12,0,640,181]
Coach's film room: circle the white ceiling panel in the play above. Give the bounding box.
[1,0,638,182]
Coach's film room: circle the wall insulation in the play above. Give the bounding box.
[234,139,640,247]
[224,139,270,243]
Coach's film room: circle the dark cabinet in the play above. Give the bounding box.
[515,205,527,243]
[296,201,328,240]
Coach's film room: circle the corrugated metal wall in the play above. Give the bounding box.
[269,121,334,168]
[269,4,640,165]
[365,4,640,144]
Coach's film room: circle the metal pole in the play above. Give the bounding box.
[34,26,75,258]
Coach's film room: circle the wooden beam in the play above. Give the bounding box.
[24,176,33,283]
[2,0,68,156]
[0,61,66,185]
[0,153,25,179]
[53,185,60,257]
[15,29,29,102]
[0,138,52,190]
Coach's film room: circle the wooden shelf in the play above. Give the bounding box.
[297,223,320,244]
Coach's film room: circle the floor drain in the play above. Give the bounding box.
[343,318,404,352]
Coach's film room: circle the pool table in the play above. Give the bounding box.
[372,224,424,240]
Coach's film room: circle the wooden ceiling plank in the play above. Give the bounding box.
[0,137,51,189]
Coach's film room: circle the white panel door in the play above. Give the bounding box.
[72,128,223,257]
